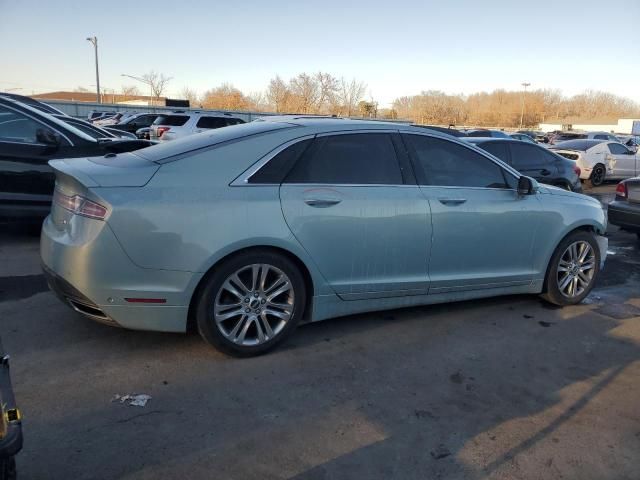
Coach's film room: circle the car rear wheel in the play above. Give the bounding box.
[589,164,606,187]
[541,231,600,306]
[196,250,306,357]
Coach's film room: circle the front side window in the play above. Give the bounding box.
[404,134,512,189]
[249,139,312,184]
[0,105,56,144]
[285,133,403,185]
[608,143,629,154]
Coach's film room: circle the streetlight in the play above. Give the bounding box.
[86,36,101,104]
[519,82,530,129]
[121,74,154,106]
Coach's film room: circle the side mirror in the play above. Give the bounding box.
[517,176,537,195]
[36,128,61,148]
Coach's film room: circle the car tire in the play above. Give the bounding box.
[0,457,16,480]
[196,250,307,357]
[541,231,600,306]
[589,164,606,187]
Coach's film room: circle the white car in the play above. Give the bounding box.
[150,111,245,141]
[551,139,639,186]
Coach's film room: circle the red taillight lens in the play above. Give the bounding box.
[157,126,170,138]
[615,182,627,199]
[573,165,581,176]
[53,190,108,220]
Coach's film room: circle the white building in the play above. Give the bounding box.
[539,118,640,134]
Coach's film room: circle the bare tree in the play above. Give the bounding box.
[266,76,290,113]
[73,86,89,92]
[289,73,319,114]
[315,72,339,114]
[180,87,200,108]
[142,70,173,103]
[121,85,140,99]
[339,78,366,116]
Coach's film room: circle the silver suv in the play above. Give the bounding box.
[150,111,245,141]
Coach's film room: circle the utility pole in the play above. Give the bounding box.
[86,36,101,103]
[519,82,530,129]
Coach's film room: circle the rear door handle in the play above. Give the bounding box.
[438,198,467,206]
[304,198,342,208]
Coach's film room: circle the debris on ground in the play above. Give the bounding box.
[430,444,452,460]
[538,321,555,328]
[112,394,152,407]
[523,314,534,319]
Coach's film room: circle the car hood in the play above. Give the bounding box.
[539,184,601,205]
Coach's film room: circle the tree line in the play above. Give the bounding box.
[104,70,640,127]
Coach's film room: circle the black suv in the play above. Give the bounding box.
[0,96,153,221]
[106,113,160,135]
[466,138,582,192]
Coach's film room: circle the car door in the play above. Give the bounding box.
[402,133,540,293]
[280,131,431,300]
[0,104,71,210]
[607,142,636,178]
[509,141,557,184]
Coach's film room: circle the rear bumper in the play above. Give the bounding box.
[40,215,199,333]
[608,201,640,231]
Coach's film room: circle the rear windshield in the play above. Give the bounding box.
[551,139,602,151]
[135,121,299,163]
[153,115,189,126]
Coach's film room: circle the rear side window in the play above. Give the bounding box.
[477,142,510,164]
[510,142,552,170]
[594,134,608,140]
[404,134,511,189]
[249,139,312,184]
[196,117,229,129]
[154,115,189,126]
[285,133,403,185]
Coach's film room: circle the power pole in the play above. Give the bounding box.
[519,82,530,129]
[86,36,101,103]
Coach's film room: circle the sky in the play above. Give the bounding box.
[1,0,638,108]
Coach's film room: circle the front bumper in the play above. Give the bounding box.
[40,215,198,333]
[0,346,22,459]
[608,201,640,231]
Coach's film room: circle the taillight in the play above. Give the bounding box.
[53,190,108,220]
[157,126,170,138]
[615,182,627,199]
[573,165,581,176]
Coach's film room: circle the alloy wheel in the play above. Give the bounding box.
[591,166,605,186]
[214,264,294,346]
[556,241,596,298]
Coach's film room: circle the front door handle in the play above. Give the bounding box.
[438,198,467,206]
[304,198,342,208]
[540,169,551,176]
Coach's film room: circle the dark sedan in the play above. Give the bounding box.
[609,178,640,240]
[0,96,153,221]
[465,138,582,192]
[107,113,159,135]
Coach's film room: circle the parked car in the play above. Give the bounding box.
[0,96,153,220]
[517,130,547,142]
[465,129,511,138]
[412,125,468,137]
[41,117,608,356]
[466,138,582,191]
[548,131,619,145]
[87,110,116,121]
[150,111,246,141]
[0,337,22,480]
[135,127,151,140]
[53,114,122,140]
[550,139,639,186]
[509,133,536,143]
[0,92,66,116]
[106,113,159,135]
[608,178,640,240]
[616,135,639,153]
[93,112,127,126]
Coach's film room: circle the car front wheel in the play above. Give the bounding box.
[542,231,600,306]
[196,250,306,357]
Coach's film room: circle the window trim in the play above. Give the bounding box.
[401,132,519,190]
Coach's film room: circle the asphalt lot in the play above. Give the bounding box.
[1,184,639,480]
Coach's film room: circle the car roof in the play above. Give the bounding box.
[551,139,606,150]
[464,137,517,144]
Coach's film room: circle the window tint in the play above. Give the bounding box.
[153,115,188,126]
[594,134,608,140]
[510,142,552,170]
[196,116,229,129]
[0,105,55,144]
[608,143,629,154]
[285,133,403,185]
[477,141,510,164]
[249,139,312,184]
[405,134,510,188]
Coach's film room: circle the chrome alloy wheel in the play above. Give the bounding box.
[214,264,294,346]
[556,241,596,298]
